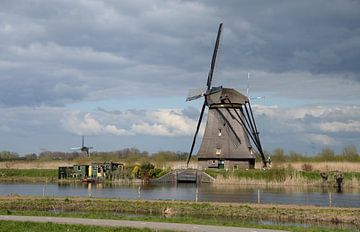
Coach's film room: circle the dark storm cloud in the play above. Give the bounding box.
[205,0,360,75]
[1,0,360,107]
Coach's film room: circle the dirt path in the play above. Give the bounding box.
[0,215,287,232]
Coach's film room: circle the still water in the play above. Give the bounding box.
[0,182,359,207]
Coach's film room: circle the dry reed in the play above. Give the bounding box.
[212,170,360,188]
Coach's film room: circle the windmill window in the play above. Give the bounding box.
[218,129,222,137]
[77,166,81,171]
[215,148,221,155]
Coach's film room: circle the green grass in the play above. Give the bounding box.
[0,169,57,182]
[0,169,57,178]
[0,220,168,232]
[0,197,359,232]
[0,210,357,232]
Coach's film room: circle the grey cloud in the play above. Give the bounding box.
[1,0,360,107]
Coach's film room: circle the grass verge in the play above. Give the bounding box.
[0,196,358,231]
[0,169,57,182]
[0,220,168,232]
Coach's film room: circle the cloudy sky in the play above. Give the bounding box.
[0,0,359,155]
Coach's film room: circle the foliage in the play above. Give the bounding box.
[269,145,360,162]
[0,151,19,161]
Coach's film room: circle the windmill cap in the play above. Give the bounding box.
[207,88,249,106]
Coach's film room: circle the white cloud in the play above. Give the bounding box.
[104,124,130,136]
[319,120,360,133]
[131,123,172,136]
[145,109,197,136]
[62,112,131,136]
[61,108,199,137]
[306,133,337,145]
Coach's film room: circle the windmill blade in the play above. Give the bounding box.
[187,101,207,166]
[206,23,223,90]
[71,147,82,150]
[186,87,207,101]
[82,136,84,147]
[88,147,94,149]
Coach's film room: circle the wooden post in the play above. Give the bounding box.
[329,192,332,207]
[42,184,45,197]
[42,178,47,197]
[138,185,141,199]
[257,189,260,204]
[195,186,198,202]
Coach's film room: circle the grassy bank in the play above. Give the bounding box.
[0,169,57,182]
[1,166,360,188]
[0,196,359,229]
[0,220,165,232]
[206,168,360,188]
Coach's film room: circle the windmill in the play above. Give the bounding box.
[71,136,93,157]
[186,23,267,169]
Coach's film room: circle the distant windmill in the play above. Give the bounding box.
[71,136,93,157]
[186,23,267,169]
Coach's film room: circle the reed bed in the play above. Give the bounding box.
[274,162,360,172]
[213,173,323,187]
[210,169,360,188]
[0,161,74,169]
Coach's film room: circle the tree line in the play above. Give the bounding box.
[0,145,359,163]
[0,148,188,164]
[259,145,360,162]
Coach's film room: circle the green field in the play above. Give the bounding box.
[0,169,57,182]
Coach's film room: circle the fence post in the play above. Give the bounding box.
[42,184,46,197]
[329,192,332,207]
[195,186,198,202]
[138,185,141,199]
[257,189,261,204]
[42,178,47,197]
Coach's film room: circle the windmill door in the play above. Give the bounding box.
[218,159,225,169]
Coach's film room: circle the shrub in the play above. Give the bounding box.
[301,163,313,171]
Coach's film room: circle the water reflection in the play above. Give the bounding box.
[1,182,359,207]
